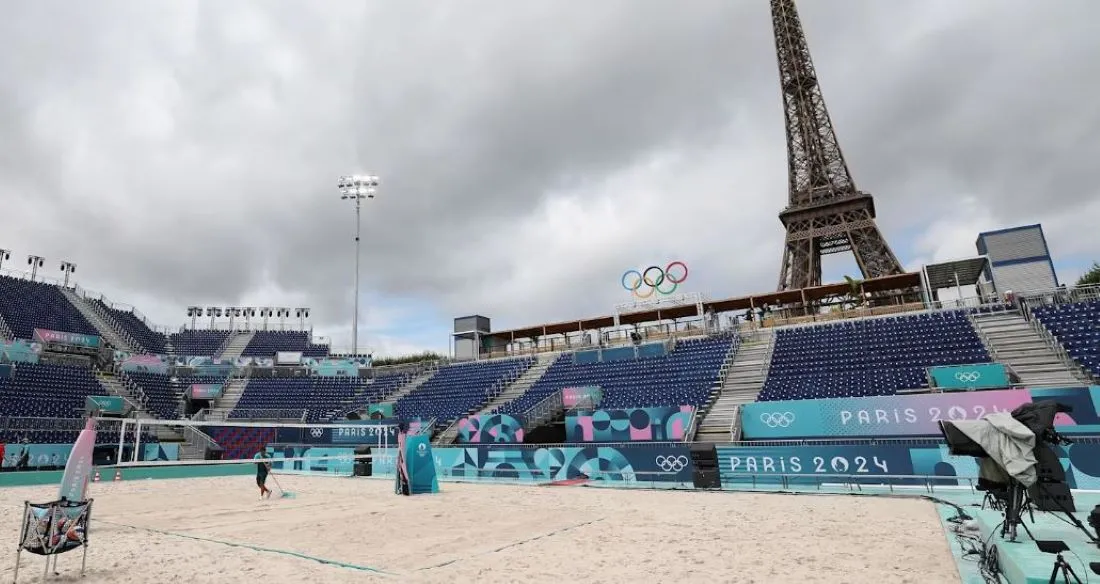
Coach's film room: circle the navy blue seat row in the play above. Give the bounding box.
[759,310,990,402]
[0,275,98,341]
[395,358,535,427]
[229,373,408,422]
[0,363,105,419]
[241,331,328,358]
[498,335,736,416]
[1033,299,1100,378]
[94,300,168,354]
[168,330,231,356]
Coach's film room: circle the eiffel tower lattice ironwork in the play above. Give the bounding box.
[771,0,903,291]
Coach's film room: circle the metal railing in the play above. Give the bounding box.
[523,390,564,428]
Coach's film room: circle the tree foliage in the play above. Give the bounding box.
[370,351,444,367]
[1076,262,1100,287]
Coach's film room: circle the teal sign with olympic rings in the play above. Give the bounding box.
[621,261,689,299]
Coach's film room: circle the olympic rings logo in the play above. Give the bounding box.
[955,371,981,383]
[759,412,795,428]
[310,428,324,438]
[656,455,689,472]
[622,261,689,299]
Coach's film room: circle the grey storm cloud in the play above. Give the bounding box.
[1,0,1098,349]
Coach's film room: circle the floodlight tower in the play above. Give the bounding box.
[59,261,77,288]
[27,255,44,281]
[0,248,11,271]
[337,174,379,354]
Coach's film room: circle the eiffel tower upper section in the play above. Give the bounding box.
[770,0,904,291]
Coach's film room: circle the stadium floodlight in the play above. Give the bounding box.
[59,261,77,288]
[205,306,223,328]
[259,307,273,330]
[295,307,311,332]
[186,306,203,329]
[26,255,44,281]
[337,174,379,354]
[0,248,11,271]
[241,307,256,330]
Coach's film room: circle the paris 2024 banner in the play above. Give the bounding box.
[741,386,1100,439]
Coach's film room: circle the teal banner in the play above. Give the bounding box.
[928,363,1010,390]
[1,339,41,364]
[32,328,101,348]
[85,395,126,415]
[307,358,359,377]
[1,443,72,469]
[143,443,180,461]
[368,404,395,419]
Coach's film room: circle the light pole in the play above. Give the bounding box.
[27,255,44,281]
[338,174,379,354]
[60,261,77,288]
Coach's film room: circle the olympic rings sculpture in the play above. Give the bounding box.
[621,261,689,299]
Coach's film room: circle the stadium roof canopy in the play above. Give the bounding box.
[921,256,990,290]
[485,271,922,341]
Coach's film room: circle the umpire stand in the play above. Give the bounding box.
[13,498,94,582]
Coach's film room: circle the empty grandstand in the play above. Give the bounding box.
[1033,297,1100,379]
[0,275,98,340]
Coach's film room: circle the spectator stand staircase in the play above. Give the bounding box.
[968,311,1088,387]
[0,312,13,341]
[694,327,775,443]
[433,353,557,445]
[201,377,251,421]
[61,288,136,352]
[93,371,185,443]
[217,332,255,361]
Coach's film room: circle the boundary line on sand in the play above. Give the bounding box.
[98,519,394,576]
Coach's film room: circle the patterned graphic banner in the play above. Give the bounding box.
[177,356,235,377]
[188,384,223,400]
[32,328,101,348]
[716,440,1100,490]
[741,386,1100,439]
[562,386,603,408]
[303,358,359,377]
[928,363,1010,390]
[566,406,694,442]
[119,354,170,374]
[456,414,525,443]
[371,444,695,485]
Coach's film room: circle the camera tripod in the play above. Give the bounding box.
[1046,551,1081,584]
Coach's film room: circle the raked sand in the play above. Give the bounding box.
[0,475,959,583]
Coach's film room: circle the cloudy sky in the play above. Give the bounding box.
[1,0,1097,356]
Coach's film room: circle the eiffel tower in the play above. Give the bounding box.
[771,0,904,291]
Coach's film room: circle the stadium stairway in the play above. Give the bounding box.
[94,371,183,442]
[0,312,13,340]
[61,289,136,352]
[206,377,249,420]
[217,331,254,360]
[694,328,774,442]
[377,367,439,408]
[969,312,1086,387]
[476,353,558,416]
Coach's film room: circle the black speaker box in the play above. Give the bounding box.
[204,446,224,460]
[690,443,718,470]
[693,469,721,489]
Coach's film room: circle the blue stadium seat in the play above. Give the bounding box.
[168,330,231,356]
[1033,300,1100,378]
[93,300,168,354]
[758,310,990,401]
[0,275,98,341]
[395,358,535,427]
[229,373,407,422]
[241,331,328,358]
[498,336,735,416]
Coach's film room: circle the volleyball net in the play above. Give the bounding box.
[93,417,401,479]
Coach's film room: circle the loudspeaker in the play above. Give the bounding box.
[690,443,721,489]
[204,446,224,460]
[353,446,372,477]
[690,443,718,469]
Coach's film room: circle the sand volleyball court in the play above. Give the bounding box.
[0,476,959,583]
